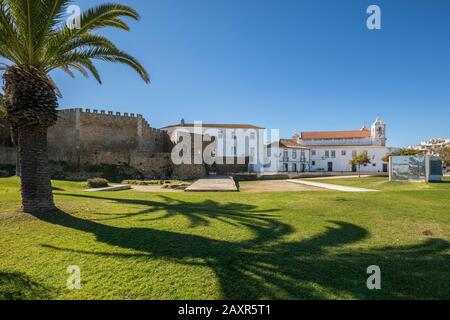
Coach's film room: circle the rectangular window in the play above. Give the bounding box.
[311,150,316,156]
[292,150,297,159]
[325,151,330,158]
[250,147,255,157]
[250,132,256,140]
[341,150,346,156]
[331,151,336,158]
[218,130,224,139]
[312,161,316,166]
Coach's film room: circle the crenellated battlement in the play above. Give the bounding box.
[50,108,172,156]
[57,108,167,134]
[59,108,144,119]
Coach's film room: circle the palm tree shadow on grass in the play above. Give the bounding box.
[37,193,450,299]
[0,272,54,300]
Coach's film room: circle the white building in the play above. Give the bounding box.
[266,138,310,173]
[410,138,450,155]
[161,119,266,162]
[265,118,395,174]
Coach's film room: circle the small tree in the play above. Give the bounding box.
[437,146,450,170]
[382,148,423,163]
[349,152,371,178]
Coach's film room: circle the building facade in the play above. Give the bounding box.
[263,118,395,174]
[161,120,266,162]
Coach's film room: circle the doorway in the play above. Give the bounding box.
[328,162,333,172]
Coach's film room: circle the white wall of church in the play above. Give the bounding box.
[301,137,373,147]
[309,147,392,173]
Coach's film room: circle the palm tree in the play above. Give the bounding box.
[0,0,149,213]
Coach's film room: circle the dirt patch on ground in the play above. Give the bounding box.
[131,185,182,193]
[239,180,323,193]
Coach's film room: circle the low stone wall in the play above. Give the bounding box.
[172,164,207,180]
[208,157,249,175]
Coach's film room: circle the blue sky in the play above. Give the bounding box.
[53,0,450,147]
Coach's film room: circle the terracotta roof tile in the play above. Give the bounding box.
[300,129,371,140]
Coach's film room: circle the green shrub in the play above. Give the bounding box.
[87,178,109,189]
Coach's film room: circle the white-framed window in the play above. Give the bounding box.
[311,150,316,156]
[341,150,346,156]
[292,150,297,159]
[218,130,224,139]
[331,151,336,158]
[250,132,256,140]
[325,151,330,158]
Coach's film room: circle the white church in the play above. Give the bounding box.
[265,117,396,174]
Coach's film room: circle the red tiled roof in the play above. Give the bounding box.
[300,129,371,140]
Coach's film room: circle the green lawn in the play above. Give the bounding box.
[304,176,450,191]
[0,177,449,300]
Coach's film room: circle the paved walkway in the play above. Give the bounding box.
[185,177,238,192]
[85,185,131,192]
[305,175,371,180]
[287,180,378,193]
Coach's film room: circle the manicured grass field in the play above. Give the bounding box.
[0,177,449,300]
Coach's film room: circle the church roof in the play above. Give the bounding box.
[300,129,371,140]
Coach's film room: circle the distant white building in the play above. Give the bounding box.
[410,138,450,155]
[265,118,396,174]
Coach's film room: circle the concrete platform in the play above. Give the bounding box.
[85,185,132,192]
[185,177,238,192]
[287,180,378,193]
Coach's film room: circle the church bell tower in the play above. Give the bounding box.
[371,117,386,146]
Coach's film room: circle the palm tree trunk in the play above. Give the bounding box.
[11,126,20,176]
[18,125,56,213]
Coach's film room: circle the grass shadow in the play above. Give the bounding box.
[35,194,450,299]
[0,272,54,300]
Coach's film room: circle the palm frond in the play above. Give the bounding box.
[0,0,149,87]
